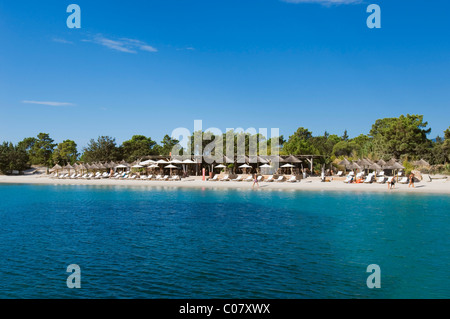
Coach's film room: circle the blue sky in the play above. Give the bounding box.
[0,0,449,147]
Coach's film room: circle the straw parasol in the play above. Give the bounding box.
[377,159,387,167]
[284,155,302,163]
[338,158,351,166]
[51,164,62,174]
[413,159,430,167]
[63,163,74,174]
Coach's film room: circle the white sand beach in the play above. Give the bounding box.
[0,174,449,194]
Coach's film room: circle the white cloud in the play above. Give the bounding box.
[52,38,74,44]
[22,100,75,107]
[281,0,361,5]
[84,35,158,54]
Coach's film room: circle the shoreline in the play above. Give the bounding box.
[1,175,449,194]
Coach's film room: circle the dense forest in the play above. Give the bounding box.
[1,114,449,175]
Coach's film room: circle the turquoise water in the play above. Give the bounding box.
[0,184,449,299]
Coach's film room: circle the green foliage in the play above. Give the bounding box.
[370,114,432,159]
[52,140,78,166]
[82,136,121,163]
[24,133,56,166]
[282,127,319,155]
[159,135,180,156]
[122,135,158,162]
[332,140,360,157]
[402,160,414,176]
[0,142,29,174]
[443,126,450,163]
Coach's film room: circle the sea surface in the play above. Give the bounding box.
[0,184,449,299]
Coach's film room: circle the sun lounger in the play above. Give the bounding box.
[344,175,353,183]
[232,175,243,181]
[336,171,343,176]
[275,176,285,182]
[171,175,180,181]
[377,171,385,177]
[287,175,297,183]
[265,175,274,182]
[220,175,230,181]
[147,174,154,180]
[209,175,219,181]
[364,174,374,183]
[399,177,408,184]
[257,176,263,182]
[244,176,253,182]
[155,175,163,180]
[377,176,386,183]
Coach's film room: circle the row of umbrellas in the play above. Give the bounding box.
[338,158,406,171]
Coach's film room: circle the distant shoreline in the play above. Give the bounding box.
[0,175,449,195]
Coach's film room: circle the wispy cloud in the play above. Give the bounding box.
[177,47,195,51]
[52,37,73,44]
[22,100,75,107]
[281,0,361,5]
[83,34,158,54]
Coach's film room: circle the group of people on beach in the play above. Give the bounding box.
[387,172,415,190]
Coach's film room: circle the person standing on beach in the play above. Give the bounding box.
[409,172,415,188]
[252,173,259,188]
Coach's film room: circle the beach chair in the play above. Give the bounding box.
[232,175,243,182]
[386,177,394,184]
[399,177,408,184]
[257,176,263,182]
[171,175,180,181]
[244,175,253,182]
[377,171,385,177]
[364,174,374,183]
[161,175,169,181]
[275,176,285,182]
[209,175,219,181]
[265,175,274,182]
[155,175,163,180]
[344,175,353,183]
[147,174,154,180]
[287,175,297,183]
[140,175,148,180]
[69,173,76,179]
[336,171,343,176]
[220,175,230,181]
[377,176,386,183]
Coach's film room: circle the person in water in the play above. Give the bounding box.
[409,172,415,188]
[252,173,259,188]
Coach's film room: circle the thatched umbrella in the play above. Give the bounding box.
[64,163,74,175]
[413,159,430,167]
[368,162,381,172]
[285,155,302,163]
[51,164,62,174]
[377,159,387,167]
[358,158,372,174]
[347,161,361,174]
[338,158,351,166]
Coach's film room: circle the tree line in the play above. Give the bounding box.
[0,114,449,174]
